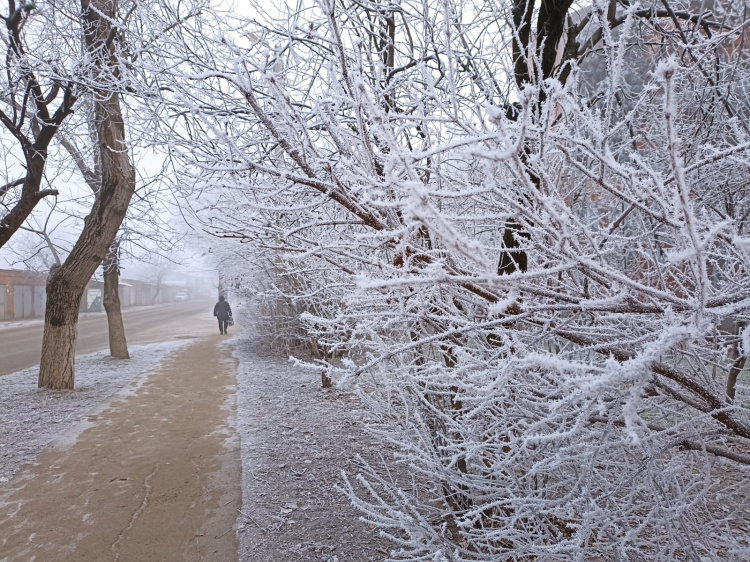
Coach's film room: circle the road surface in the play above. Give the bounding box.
[0,300,216,376]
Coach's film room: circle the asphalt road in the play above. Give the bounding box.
[0,300,217,376]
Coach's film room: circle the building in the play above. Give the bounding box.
[0,269,48,321]
[1,268,202,321]
[79,278,188,313]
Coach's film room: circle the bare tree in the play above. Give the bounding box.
[142,256,171,304]
[58,121,129,359]
[39,0,136,388]
[4,199,66,270]
[0,0,78,248]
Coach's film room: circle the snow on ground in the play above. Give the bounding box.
[231,336,403,561]
[0,303,194,332]
[0,318,45,331]
[0,310,109,331]
[0,341,187,482]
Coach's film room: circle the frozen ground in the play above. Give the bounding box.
[0,327,411,560]
[0,341,187,482]
[231,337,405,561]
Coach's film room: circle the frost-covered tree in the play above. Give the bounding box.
[38,0,163,389]
[161,0,750,558]
[0,0,79,247]
[0,0,177,387]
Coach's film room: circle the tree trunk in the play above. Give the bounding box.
[726,356,745,403]
[38,276,81,389]
[38,0,135,389]
[321,372,332,388]
[103,243,129,359]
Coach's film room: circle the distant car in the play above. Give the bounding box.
[174,292,189,302]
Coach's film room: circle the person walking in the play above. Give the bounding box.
[213,295,232,334]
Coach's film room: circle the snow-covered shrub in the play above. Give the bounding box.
[156,0,750,558]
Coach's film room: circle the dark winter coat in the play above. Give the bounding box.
[213,300,232,320]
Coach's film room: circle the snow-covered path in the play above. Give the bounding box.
[0,321,400,561]
[0,335,241,560]
[0,341,188,482]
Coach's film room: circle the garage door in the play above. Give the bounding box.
[0,285,6,321]
[14,285,33,319]
[33,286,46,317]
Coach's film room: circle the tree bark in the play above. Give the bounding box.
[38,276,81,389]
[103,243,129,359]
[38,0,135,389]
[725,325,746,403]
[726,354,745,403]
[60,130,128,359]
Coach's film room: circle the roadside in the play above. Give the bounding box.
[0,334,241,561]
[232,339,398,561]
[0,300,213,376]
[0,300,204,331]
[0,307,401,561]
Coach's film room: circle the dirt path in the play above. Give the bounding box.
[0,335,241,561]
